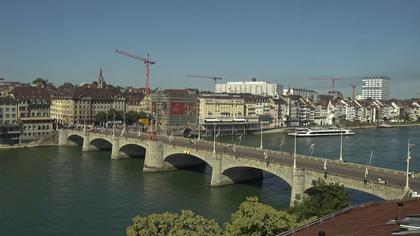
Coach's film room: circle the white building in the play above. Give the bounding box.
[215,79,282,97]
[361,76,390,100]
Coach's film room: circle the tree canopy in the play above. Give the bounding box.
[126,210,222,236]
[223,196,297,236]
[289,179,350,222]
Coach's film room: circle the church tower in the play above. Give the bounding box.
[97,68,105,89]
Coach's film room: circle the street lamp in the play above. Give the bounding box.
[260,121,263,149]
[339,127,344,162]
[405,139,415,191]
[293,129,297,169]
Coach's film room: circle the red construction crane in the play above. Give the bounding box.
[186,74,223,91]
[305,78,343,91]
[350,84,356,100]
[115,49,156,96]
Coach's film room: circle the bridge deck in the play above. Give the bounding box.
[66,129,420,193]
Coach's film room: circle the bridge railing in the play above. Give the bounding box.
[66,129,407,177]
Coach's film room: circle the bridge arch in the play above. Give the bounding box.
[221,159,294,187]
[67,134,84,145]
[301,172,404,200]
[89,137,113,151]
[119,143,146,158]
[164,153,211,170]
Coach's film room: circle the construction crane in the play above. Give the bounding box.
[350,84,356,100]
[115,49,155,96]
[186,74,223,91]
[305,78,343,91]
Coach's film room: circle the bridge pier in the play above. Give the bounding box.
[143,140,176,172]
[111,136,130,160]
[82,133,99,152]
[58,129,68,146]
[211,157,234,186]
[290,169,306,207]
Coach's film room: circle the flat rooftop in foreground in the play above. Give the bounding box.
[293,198,420,236]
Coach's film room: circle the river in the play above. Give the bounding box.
[0,126,419,235]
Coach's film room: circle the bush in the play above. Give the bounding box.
[223,196,297,236]
[126,210,222,236]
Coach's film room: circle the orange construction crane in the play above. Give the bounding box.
[305,77,343,91]
[115,49,156,96]
[350,84,356,100]
[186,74,223,91]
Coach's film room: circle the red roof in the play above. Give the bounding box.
[293,199,420,236]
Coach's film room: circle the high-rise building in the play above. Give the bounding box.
[361,76,390,100]
[215,79,282,97]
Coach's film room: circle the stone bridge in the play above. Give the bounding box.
[58,129,419,205]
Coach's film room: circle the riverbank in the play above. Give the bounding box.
[0,142,58,149]
[0,132,58,149]
[347,122,420,130]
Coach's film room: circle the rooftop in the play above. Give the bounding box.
[290,198,420,236]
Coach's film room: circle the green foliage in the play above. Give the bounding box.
[95,111,108,124]
[32,77,48,85]
[223,196,297,236]
[126,210,222,236]
[126,111,141,125]
[108,108,123,121]
[289,179,350,222]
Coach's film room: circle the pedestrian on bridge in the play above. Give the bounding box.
[323,160,328,179]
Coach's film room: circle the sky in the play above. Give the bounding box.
[0,0,419,98]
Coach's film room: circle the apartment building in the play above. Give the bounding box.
[51,84,126,125]
[361,76,390,100]
[215,79,282,97]
[8,86,54,143]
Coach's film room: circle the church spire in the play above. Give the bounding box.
[97,67,105,88]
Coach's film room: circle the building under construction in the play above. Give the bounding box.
[151,89,198,134]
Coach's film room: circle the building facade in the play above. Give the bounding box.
[151,89,198,134]
[51,84,126,125]
[215,79,283,97]
[361,76,390,100]
[7,86,54,143]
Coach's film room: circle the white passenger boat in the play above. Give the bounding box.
[288,128,355,137]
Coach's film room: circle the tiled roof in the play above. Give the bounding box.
[53,86,122,100]
[9,86,51,101]
[294,199,420,236]
[0,96,17,105]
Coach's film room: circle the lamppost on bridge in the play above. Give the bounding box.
[405,139,415,191]
[293,129,297,169]
[339,127,344,163]
[260,121,263,149]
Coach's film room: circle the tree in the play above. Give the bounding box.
[108,108,123,121]
[126,210,222,236]
[126,111,140,125]
[95,111,107,124]
[289,179,350,222]
[223,197,297,236]
[32,77,48,87]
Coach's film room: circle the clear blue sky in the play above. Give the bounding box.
[1,0,419,98]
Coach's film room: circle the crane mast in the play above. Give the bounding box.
[186,74,223,92]
[115,49,155,96]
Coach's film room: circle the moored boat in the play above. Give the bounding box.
[377,122,393,128]
[288,128,355,137]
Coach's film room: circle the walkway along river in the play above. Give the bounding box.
[0,126,419,236]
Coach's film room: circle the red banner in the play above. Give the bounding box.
[170,102,185,115]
